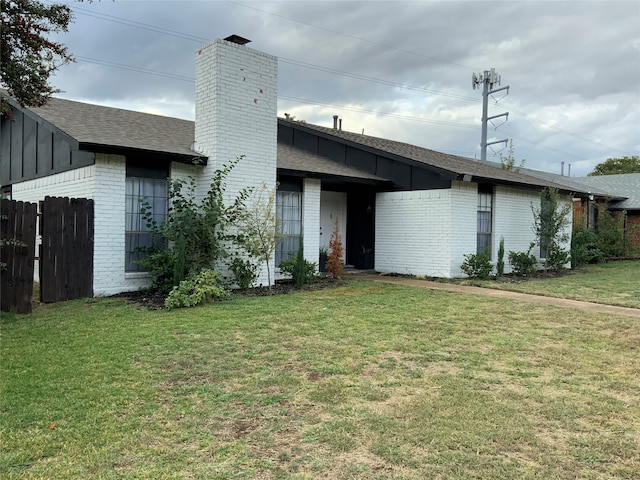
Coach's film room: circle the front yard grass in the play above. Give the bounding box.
[471,260,640,308]
[1,280,639,479]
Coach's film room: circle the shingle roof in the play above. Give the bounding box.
[278,143,387,182]
[285,120,585,193]
[569,174,640,209]
[25,96,198,158]
[3,92,591,193]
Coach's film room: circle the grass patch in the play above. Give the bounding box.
[1,281,639,479]
[472,260,640,308]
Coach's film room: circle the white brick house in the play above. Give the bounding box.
[1,35,581,297]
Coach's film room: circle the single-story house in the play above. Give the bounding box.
[1,35,587,296]
[520,169,640,251]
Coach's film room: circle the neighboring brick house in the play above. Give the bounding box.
[521,170,640,253]
[570,174,640,252]
[0,36,587,295]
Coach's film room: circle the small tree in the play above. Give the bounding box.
[532,187,572,272]
[1,0,74,115]
[236,182,279,288]
[496,237,505,276]
[499,140,525,172]
[326,217,344,279]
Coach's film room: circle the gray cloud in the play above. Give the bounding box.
[43,0,640,176]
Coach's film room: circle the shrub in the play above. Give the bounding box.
[460,248,493,279]
[496,238,505,276]
[165,269,230,309]
[544,243,571,272]
[279,237,317,287]
[136,248,177,294]
[571,224,603,268]
[326,217,344,279]
[229,257,259,289]
[596,208,631,257]
[138,156,252,293]
[508,243,538,276]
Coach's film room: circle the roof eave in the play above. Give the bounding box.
[79,142,208,165]
[280,119,458,180]
[277,167,391,186]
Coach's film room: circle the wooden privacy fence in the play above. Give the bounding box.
[40,196,94,303]
[1,199,38,314]
[0,196,94,313]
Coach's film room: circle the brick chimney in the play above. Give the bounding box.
[194,36,278,285]
[194,36,277,201]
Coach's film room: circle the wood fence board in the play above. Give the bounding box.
[1,199,37,314]
[40,196,93,303]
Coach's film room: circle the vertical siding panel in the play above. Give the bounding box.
[22,115,37,178]
[10,110,24,182]
[0,115,11,185]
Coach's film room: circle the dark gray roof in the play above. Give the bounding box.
[4,92,592,192]
[569,174,640,209]
[286,120,587,193]
[25,96,199,158]
[278,143,387,182]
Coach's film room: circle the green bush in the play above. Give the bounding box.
[596,209,631,257]
[460,249,493,279]
[165,269,230,309]
[137,248,177,294]
[571,224,604,268]
[508,243,538,276]
[544,243,571,272]
[138,157,252,294]
[229,257,259,289]
[279,237,317,287]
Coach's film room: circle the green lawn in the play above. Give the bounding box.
[470,260,640,308]
[1,280,639,479]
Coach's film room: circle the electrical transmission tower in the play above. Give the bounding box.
[472,68,509,161]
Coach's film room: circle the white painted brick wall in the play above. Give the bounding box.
[374,182,566,278]
[194,38,278,286]
[449,181,479,276]
[303,178,321,267]
[494,186,540,273]
[375,189,453,277]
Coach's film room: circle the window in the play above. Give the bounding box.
[539,191,552,258]
[477,187,493,255]
[275,190,302,266]
[125,163,168,272]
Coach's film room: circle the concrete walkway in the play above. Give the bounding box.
[356,274,640,318]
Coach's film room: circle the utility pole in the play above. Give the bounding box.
[472,68,509,161]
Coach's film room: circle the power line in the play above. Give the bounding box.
[75,56,194,82]
[279,95,478,129]
[71,56,479,130]
[61,1,628,159]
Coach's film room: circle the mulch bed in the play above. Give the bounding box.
[115,276,348,310]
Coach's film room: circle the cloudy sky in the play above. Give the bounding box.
[47,0,639,176]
